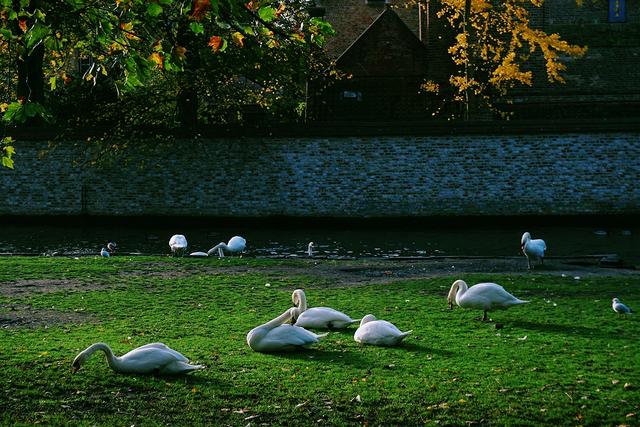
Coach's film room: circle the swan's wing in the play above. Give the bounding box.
[228,236,246,252]
[355,321,410,345]
[296,307,355,328]
[466,283,526,308]
[169,235,188,249]
[119,347,189,373]
[355,321,401,340]
[159,361,204,375]
[527,240,546,256]
[252,325,322,351]
[127,343,189,362]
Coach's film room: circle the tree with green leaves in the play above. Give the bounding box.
[0,0,336,168]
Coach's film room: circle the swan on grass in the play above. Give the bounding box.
[247,307,328,352]
[169,234,188,256]
[292,289,359,329]
[72,342,204,375]
[100,242,117,257]
[307,242,315,257]
[208,236,246,257]
[353,314,412,346]
[612,298,634,314]
[521,232,546,270]
[447,279,529,321]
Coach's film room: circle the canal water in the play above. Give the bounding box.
[0,220,638,263]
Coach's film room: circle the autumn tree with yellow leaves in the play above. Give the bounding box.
[405,0,587,119]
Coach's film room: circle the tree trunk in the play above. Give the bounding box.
[17,43,45,104]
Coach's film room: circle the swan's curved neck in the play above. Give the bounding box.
[208,242,228,256]
[83,343,122,371]
[293,290,307,311]
[448,281,468,304]
[262,308,294,330]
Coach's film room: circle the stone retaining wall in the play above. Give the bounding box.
[2,133,638,217]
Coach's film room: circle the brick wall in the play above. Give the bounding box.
[2,132,639,217]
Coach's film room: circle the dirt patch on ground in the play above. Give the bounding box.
[0,304,96,329]
[0,279,114,297]
[205,256,640,287]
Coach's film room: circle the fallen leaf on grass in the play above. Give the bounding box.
[624,383,633,390]
[295,400,309,408]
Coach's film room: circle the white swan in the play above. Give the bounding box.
[71,342,204,375]
[353,314,412,346]
[247,307,328,352]
[521,232,546,270]
[307,242,315,257]
[189,251,209,257]
[100,242,116,257]
[169,234,188,255]
[208,236,246,257]
[612,298,634,314]
[447,279,529,321]
[292,289,359,329]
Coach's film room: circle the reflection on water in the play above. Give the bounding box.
[0,222,638,263]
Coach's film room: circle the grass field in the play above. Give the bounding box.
[1,256,639,426]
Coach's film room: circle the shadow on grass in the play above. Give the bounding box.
[265,348,370,367]
[399,342,455,356]
[509,319,632,340]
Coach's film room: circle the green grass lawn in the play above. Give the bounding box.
[1,256,639,426]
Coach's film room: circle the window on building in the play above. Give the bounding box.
[608,0,626,23]
[341,91,362,102]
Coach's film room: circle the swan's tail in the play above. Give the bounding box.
[315,332,330,339]
[395,330,412,344]
[515,299,530,305]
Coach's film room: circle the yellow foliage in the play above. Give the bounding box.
[232,32,245,47]
[148,52,163,69]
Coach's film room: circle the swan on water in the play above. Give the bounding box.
[208,236,246,257]
[353,314,412,346]
[189,251,209,257]
[520,232,546,270]
[447,279,529,321]
[292,289,359,329]
[169,234,188,256]
[100,242,117,257]
[71,342,204,375]
[247,307,327,352]
[612,298,634,314]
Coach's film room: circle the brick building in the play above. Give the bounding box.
[312,0,640,121]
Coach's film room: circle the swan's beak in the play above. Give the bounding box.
[71,363,80,374]
[448,300,453,310]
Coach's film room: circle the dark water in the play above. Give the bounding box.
[0,221,638,263]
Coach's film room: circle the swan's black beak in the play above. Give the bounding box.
[448,301,453,310]
[71,363,80,374]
